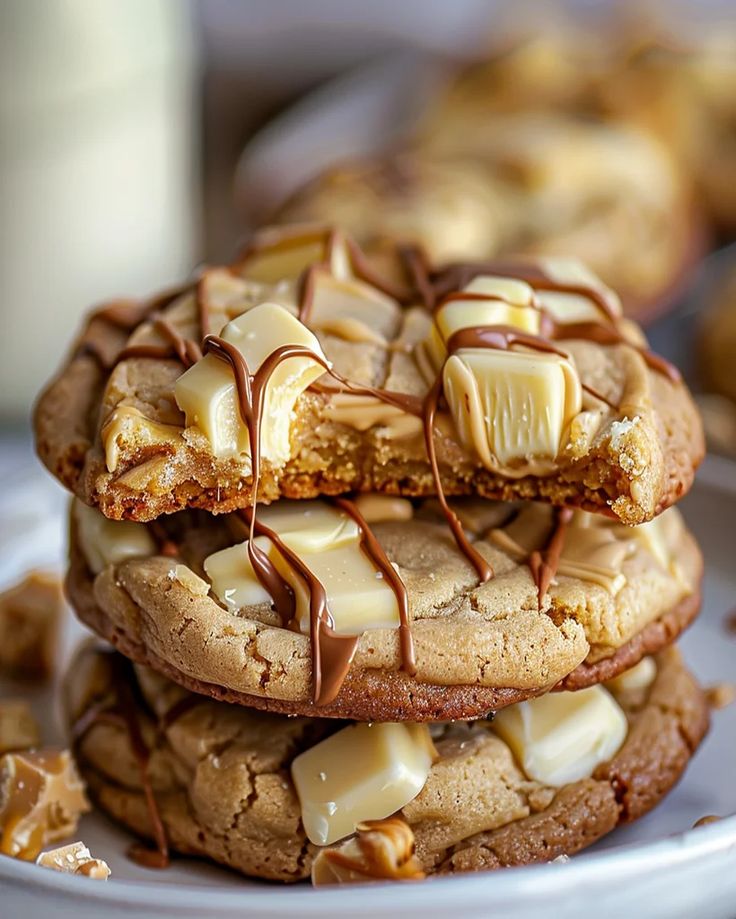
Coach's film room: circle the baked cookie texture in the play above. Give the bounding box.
[65,646,709,882]
[278,118,699,319]
[65,498,702,721]
[34,229,704,526]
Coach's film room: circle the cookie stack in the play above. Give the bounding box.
[35,224,709,883]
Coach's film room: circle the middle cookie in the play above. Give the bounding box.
[66,496,702,722]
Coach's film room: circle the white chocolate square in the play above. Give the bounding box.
[491,685,627,787]
[241,228,351,284]
[308,271,398,345]
[426,277,541,371]
[174,302,328,462]
[535,257,622,323]
[291,722,435,845]
[203,500,400,634]
[259,500,359,552]
[273,541,400,635]
[605,657,657,694]
[73,500,156,575]
[203,537,274,612]
[443,349,582,467]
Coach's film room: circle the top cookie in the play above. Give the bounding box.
[35,225,703,525]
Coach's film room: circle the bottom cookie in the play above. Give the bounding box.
[65,645,709,883]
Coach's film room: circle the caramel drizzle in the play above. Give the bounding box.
[445,325,618,409]
[322,817,425,881]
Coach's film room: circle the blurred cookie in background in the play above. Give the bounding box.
[278,115,701,321]
[699,264,736,457]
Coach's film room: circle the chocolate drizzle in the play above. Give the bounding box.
[71,653,169,869]
[201,334,416,705]
[528,507,574,609]
[332,496,416,676]
[82,229,688,695]
[445,325,618,409]
[433,262,681,383]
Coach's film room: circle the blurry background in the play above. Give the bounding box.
[1,0,736,451]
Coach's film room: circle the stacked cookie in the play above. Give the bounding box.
[35,224,709,883]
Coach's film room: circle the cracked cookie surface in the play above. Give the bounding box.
[34,231,703,525]
[66,646,708,882]
[65,499,702,721]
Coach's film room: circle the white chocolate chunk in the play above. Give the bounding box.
[73,500,155,575]
[203,500,401,633]
[240,228,352,284]
[203,537,273,611]
[276,541,400,635]
[426,278,541,371]
[174,302,328,462]
[258,500,359,552]
[631,508,686,585]
[491,685,627,787]
[205,535,400,634]
[537,257,622,321]
[291,722,435,845]
[36,841,110,879]
[606,657,657,694]
[308,271,398,345]
[443,349,582,467]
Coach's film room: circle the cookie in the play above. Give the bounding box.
[65,496,702,720]
[35,226,704,525]
[65,645,709,882]
[279,117,701,321]
[700,266,736,407]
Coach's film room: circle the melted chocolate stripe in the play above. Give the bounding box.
[332,496,417,676]
[242,508,357,706]
[433,264,680,383]
[528,507,574,609]
[71,653,169,868]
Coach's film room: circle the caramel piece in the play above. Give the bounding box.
[204,500,401,635]
[73,500,156,575]
[0,701,40,754]
[0,572,64,679]
[443,348,582,468]
[352,495,414,523]
[36,841,110,879]
[491,686,627,786]
[174,302,327,462]
[0,749,89,860]
[312,817,425,885]
[291,722,436,845]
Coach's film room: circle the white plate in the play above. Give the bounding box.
[1,440,735,919]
